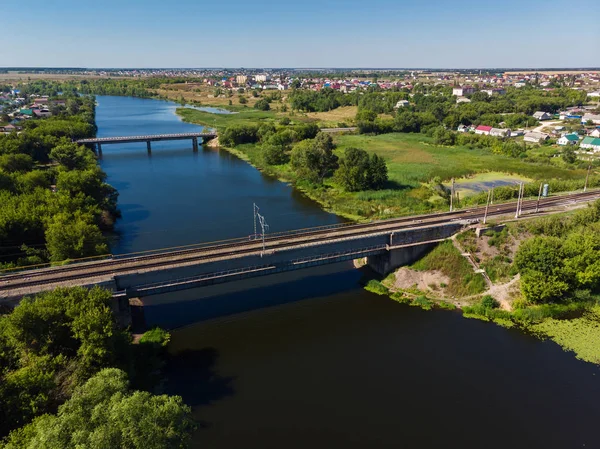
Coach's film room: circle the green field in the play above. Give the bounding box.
[177,108,588,220]
[333,133,585,187]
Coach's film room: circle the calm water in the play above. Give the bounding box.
[96,96,600,449]
[96,96,341,254]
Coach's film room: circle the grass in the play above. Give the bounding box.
[333,133,586,188]
[177,107,277,129]
[411,241,487,297]
[365,279,390,296]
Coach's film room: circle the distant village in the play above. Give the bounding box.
[2,68,599,155]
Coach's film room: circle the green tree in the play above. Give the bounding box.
[290,134,338,184]
[334,147,387,191]
[238,96,247,105]
[49,142,95,170]
[3,368,195,449]
[0,154,34,173]
[45,213,108,262]
[262,144,288,165]
[561,146,577,164]
[254,98,270,111]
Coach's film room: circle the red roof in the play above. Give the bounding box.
[476,125,493,132]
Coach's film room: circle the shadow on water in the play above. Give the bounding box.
[142,264,364,329]
[165,347,235,408]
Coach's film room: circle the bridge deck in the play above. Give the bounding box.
[77,132,217,144]
[1,190,599,300]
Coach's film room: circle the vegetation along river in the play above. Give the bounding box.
[97,95,600,448]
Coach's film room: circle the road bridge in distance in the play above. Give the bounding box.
[77,131,217,155]
[1,190,599,302]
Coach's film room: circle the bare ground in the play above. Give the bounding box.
[393,267,450,294]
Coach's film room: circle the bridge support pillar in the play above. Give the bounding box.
[367,242,438,276]
[96,143,102,156]
[146,141,151,154]
[192,137,198,152]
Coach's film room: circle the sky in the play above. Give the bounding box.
[2,0,599,69]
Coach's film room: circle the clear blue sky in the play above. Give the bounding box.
[3,0,599,68]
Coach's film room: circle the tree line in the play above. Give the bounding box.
[0,95,119,268]
[220,123,388,191]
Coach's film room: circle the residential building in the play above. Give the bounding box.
[580,136,600,151]
[490,128,511,137]
[235,75,248,85]
[557,134,579,145]
[582,113,600,125]
[524,131,549,143]
[254,74,270,83]
[457,125,469,133]
[474,125,492,135]
[533,111,551,121]
[452,86,475,96]
[590,129,600,138]
[482,88,506,96]
[587,91,600,98]
[394,100,409,108]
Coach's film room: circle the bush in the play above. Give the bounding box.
[481,295,500,309]
[254,98,270,111]
[365,279,389,295]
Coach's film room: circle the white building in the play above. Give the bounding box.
[452,86,475,96]
[557,134,579,145]
[582,113,600,125]
[394,100,410,108]
[524,131,549,143]
[490,128,511,137]
[254,74,270,83]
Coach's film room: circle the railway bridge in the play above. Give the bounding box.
[1,190,599,302]
[76,131,217,155]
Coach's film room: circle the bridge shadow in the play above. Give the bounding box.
[164,347,235,408]
[142,263,363,329]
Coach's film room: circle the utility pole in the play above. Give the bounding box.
[450,178,455,212]
[536,182,542,213]
[490,187,494,205]
[584,165,591,192]
[515,183,522,218]
[253,203,259,238]
[483,189,491,224]
[256,210,269,256]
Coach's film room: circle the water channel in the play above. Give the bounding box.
[97,96,600,448]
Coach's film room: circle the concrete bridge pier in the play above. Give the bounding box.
[96,143,102,156]
[146,141,152,154]
[367,242,438,276]
[192,137,198,152]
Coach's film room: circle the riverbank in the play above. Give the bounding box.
[364,206,600,365]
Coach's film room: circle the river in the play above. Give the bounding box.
[97,96,600,448]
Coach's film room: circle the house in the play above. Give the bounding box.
[394,100,409,108]
[457,125,470,133]
[475,125,493,135]
[19,109,33,117]
[582,113,600,125]
[580,136,600,151]
[482,88,506,96]
[490,128,511,137]
[524,131,549,143]
[456,97,471,103]
[3,124,16,133]
[533,111,551,121]
[590,129,600,138]
[511,129,525,137]
[587,91,600,98]
[557,134,579,145]
[452,86,475,96]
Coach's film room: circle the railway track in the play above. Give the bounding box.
[1,190,598,292]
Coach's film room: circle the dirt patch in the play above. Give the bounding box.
[486,275,521,310]
[394,267,450,294]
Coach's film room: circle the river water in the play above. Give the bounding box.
[97,96,600,448]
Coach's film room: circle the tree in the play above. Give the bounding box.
[254,98,270,111]
[290,134,338,184]
[49,142,95,170]
[45,213,109,262]
[0,154,34,173]
[561,146,577,164]
[262,144,288,165]
[238,96,247,105]
[334,147,387,191]
[2,368,195,449]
